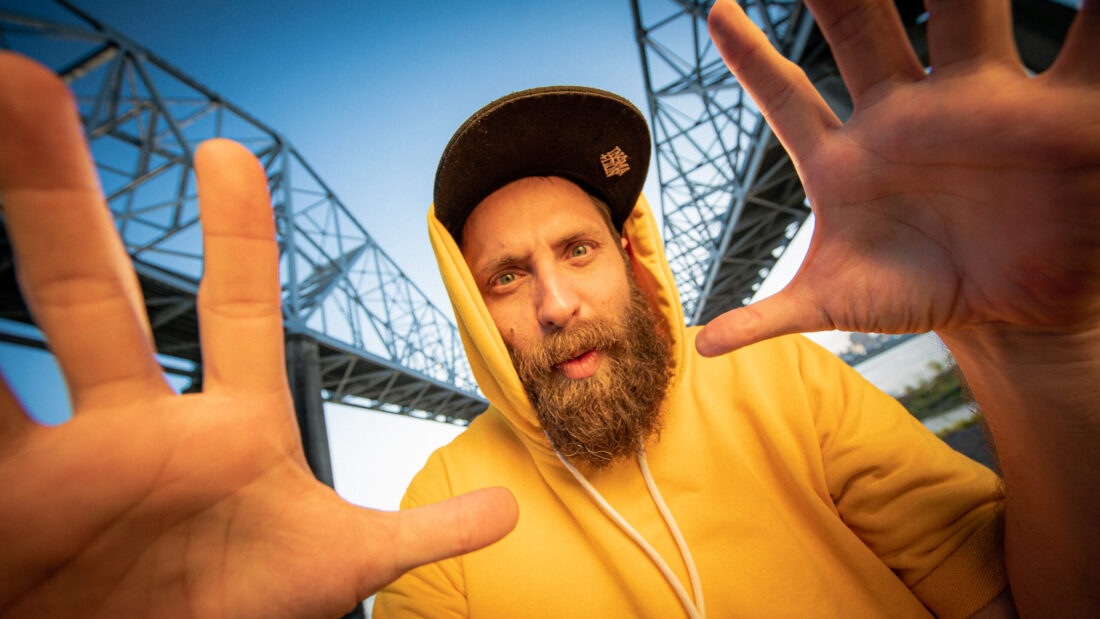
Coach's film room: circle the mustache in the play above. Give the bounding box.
[512,318,624,372]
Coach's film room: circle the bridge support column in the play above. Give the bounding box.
[285,333,335,487]
[285,334,367,619]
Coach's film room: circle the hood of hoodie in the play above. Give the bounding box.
[427,191,687,461]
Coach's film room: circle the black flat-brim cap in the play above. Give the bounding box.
[434,86,651,243]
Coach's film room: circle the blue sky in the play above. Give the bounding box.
[48,0,665,311]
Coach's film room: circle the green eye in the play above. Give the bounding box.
[497,272,516,286]
[571,244,589,257]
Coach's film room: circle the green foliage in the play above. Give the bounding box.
[896,362,970,420]
[934,414,980,438]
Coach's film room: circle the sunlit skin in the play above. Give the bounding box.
[0,0,1095,615]
[461,177,632,380]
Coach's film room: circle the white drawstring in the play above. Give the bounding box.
[637,447,706,619]
[554,446,706,619]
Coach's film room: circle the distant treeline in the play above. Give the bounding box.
[896,360,972,420]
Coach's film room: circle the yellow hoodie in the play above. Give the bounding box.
[374,195,1005,618]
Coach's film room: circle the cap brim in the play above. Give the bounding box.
[434,86,651,242]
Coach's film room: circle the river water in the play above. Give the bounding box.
[846,332,983,434]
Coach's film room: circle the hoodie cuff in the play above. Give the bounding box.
[910,512,1007,619]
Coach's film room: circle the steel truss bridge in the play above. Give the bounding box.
[630,0,1076,325]
[0,0,489,484]
[0,0,1076,473]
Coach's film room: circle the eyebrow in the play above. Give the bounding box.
[476,254,525,282]
[473,230,596,282]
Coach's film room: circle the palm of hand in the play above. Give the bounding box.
[699,0,1100,353]
[797,67,1099,337]
[3,391,370,619]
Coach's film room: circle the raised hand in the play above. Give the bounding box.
[0,53,517,619]
[698,3,1100,615]
[697,0,1100,355]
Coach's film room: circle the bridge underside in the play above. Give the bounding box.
[0,1,488,426]
[0,229,487,424]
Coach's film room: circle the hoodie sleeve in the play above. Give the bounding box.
[795,336,1007,618]
[373,450,468,619]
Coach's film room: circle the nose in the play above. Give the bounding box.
[535,267,580,333]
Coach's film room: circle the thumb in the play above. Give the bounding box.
[388,486,518,574]
[695,287,828,356]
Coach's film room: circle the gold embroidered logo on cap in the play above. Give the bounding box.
[600,146,630,177]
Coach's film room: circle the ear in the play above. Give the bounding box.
[620,234,637,268]
[621,232,649,289]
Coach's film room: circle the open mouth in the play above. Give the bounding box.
[553,349,602,379]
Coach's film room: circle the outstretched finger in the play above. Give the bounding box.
[708,0,840,160]
[803,0,925,101]
[695,288,828,356]
[0,374,31,439]
[1047,0,1099,82]
[386,487,518,577]
[0,53,168,411]
[194,139,286,394]
[924,0,1021,71]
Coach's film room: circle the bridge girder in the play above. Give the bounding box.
[0,0,486,424]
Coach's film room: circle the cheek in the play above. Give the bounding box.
[485,301,535,350]
[592,271,633,315]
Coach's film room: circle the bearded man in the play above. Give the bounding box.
[0,0,1096,618]
[372,79,1009,616]
[371,0,1100,613]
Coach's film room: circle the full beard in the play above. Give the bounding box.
[509,280,673,470]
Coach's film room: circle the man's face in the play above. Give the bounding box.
[462,176,671,468]
[462,176,632,361]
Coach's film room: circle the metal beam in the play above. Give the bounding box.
[0,1,487,424]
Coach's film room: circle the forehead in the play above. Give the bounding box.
[460,176,612,258]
